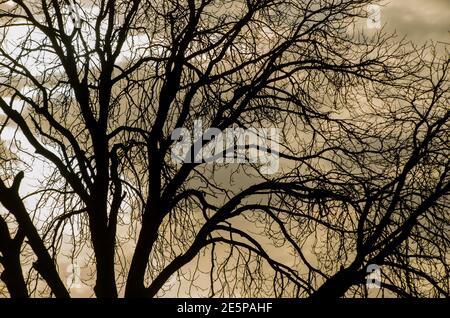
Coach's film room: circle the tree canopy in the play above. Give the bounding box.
[0,0,448,298]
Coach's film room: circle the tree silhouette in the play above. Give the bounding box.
[0,0,448,298]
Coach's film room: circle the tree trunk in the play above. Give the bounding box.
[0,248,28,298]
[125,216,161,297]
[309,266,365,299]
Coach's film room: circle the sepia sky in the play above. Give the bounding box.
[0,0,448,298]
[383,0,449,43]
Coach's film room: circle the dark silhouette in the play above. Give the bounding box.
[0,0,448,298]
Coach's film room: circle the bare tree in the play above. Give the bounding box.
[0,0,448,298]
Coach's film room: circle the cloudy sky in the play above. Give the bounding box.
[0,0,448,298]
[383,0,449,43]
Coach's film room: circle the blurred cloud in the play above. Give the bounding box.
[382,0,450,43]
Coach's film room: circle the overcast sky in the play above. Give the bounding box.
[383,0,449,43]
[0,0,448,298]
